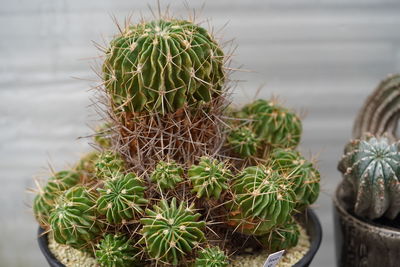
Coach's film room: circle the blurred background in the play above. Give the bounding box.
[2,0,400,266]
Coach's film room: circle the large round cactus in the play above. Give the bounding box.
[49,186,103,249]
[271,148,320,209]
[194,246,229,267]
[140,198,206,265]
[228,166,296,235]
[95,234,139,267]
[188,156,232,199]
[103,19,225,114]
[97,173,148,224]
[239,99,302,149]
[150,159,183,191]
[338,136,400,219]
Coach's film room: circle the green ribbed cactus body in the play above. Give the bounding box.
[229,166,295,235]
[338,136,400,219]
[75,151,100,174]
[95,151,125,180]
[49,186,103,249]
[227,127,259,157]
[241,99,302,149]
[258,219,300,252]
[103,19,225,114]
[140,198,205,265]
[95,234,139,267]
[194,247,229,267]
[33,171,80,225]
[97,173,148,223]
[188,156,232,199]
[150,160,183,191]
[271,148,320,208]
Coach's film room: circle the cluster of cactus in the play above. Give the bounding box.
[338,75,400,221]
[33,14,320,267]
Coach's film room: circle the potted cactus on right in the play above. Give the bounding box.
[335,74,400,267]
[33,11,322,267]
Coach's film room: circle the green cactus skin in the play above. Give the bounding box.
[271,148,320,209]
[227,127,259,157]
[33,171,80,225]
[338,136,400,219]
[49,186,103,249]
[140,198,206,265]
[95,234,139,267]
[102,19,225,114]
[229,166,296,235]
[94,123,112,149]
[188,156,232,199]
[150,160,183,191]
[97,173,148,224]
[95,151,125,180]
[257,218,300,252]
[194,246,229,267]
[240,99,302,149]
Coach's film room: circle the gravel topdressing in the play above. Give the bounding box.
[48,225,309,267]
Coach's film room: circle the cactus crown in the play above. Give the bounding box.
[227,127,259,157]
[339,136,400,219]
[140,198,206,265]
[103,19,225,114]
[95,151,125,180]
[188,156,232,199]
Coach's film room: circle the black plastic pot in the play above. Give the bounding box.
[38,209,322,267]
[333,184,400,267]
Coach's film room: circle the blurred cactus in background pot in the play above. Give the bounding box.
[33,9,321,267]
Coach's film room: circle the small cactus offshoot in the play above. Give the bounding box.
[194,246,229,267]
[338,136,400,219]
[240,99,302,149]
[227,127,259,157]
[95,234,139,267]
[140,198,205,265]
[150,160,183,191]
[97,173,148,224]
[229,166,296,235]
[188,156,232,199]
[49,186,103,249]
[95,151,125,180]
[258,218,300,252]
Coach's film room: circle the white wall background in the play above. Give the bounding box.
[2,0,400,266]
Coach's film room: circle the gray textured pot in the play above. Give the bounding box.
[333,184,400,267]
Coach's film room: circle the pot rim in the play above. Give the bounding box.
[37,209,322,267]
[333,183,400,236]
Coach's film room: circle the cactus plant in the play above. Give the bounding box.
[188,156,232,199]
[95,151,125,180]
[227,127,259,157]
[150,159,183,191]
[140,198,205,265]
[228,166,296,235]
[33,12,322,267]
[95,234,139,267]
[103,19,225,114]
[257,218,300,252]
[338,136,400,219]
[49,186,103,249]
[97,173,148,223]
[239,99,302,149]
[194,246,229,267]
[271,148,320,209]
